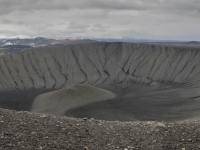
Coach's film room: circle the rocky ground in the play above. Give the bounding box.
[1,108,200,150]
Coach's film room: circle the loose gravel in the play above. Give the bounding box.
[1,108,200,150]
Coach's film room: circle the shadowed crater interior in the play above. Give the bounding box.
[1,42,200,122]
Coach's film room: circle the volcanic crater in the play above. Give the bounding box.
[1,42,200,122]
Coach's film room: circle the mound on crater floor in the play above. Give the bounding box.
[31,84,115,115]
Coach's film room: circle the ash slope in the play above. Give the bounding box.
[1,42,200,121]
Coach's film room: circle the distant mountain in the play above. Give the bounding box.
[0,37,97,47]
[92,38,200,48]
[1,37,200,54]
[187,41,200,44]
[0,37,97,56]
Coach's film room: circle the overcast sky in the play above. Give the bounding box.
[0,0,200,40]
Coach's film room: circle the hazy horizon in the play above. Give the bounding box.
[0,36,195,42]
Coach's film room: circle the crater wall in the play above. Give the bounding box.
[0,42,200,91]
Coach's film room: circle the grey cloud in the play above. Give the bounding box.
[0,29,32,37]
[66,21,110,33]
[0,19,24,25]
[90,23,110,32]
[0,0,200,40]
[0,0,187,14]
[67,21,90,30]
[0,0,148,15]
[1,0,199,15]
[0,30,17,36]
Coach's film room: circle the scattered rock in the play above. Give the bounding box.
[188,138,192,142]
[1,108,200,149]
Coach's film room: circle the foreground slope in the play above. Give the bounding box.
[1,108,200,150]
